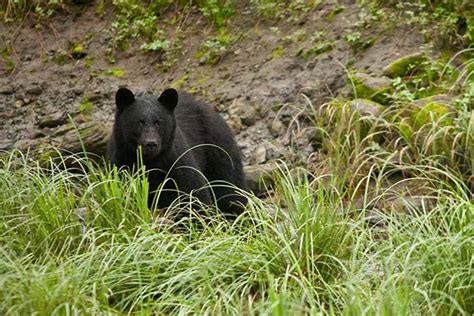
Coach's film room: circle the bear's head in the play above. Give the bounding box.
[114,87,178,161]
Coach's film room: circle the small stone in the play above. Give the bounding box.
[389,196,436,215]
[0,108,15,119]
[350,99,384,118]
[32,130,47,139]
[0,84,13,94]
[270,119,285,137]
[229,98,258,126]
[15,100,24,108]
[26,84,42,96]
[244,162,280,196]
[241,109,257,126]
[153,215,173,231]
[227,115,242,133]
[88,91,103,102]
[72,87,85,95]
[252,145,267,164]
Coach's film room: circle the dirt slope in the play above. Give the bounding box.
[0,0,422,165]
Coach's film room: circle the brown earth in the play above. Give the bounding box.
[0,0,423,167]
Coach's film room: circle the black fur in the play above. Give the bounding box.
[107,87,247,215]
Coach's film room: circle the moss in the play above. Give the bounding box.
[52,51,69,65]
[397,117,414,140]
[105,67,125,78]
[303,42,333,60]
[412,102,453,129]
[271,46,285,59]
[171,73,190,89]
[383,53,429,78]
[327,6,345,22]
[352,73,392,105]
[71,44,86,59]
[83,55,94,69]
[79,99,94,114]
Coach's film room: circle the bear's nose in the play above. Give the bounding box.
[144,141,158,152]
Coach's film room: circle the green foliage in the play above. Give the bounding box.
[344,31,375,53]
[377,0,474,49]
[250,0,319,20]
[196,0,234,29]
[196,29,231,65]
[79,98,94,114]
[1,44,15,72]
[105,67,125,77]
[110,0,171,52]
[1,0,66,22]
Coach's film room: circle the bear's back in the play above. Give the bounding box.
[174,92,234,148]
[174,92,245,188]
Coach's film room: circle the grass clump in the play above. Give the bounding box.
[0,151,361,314]
[1,142,472,314]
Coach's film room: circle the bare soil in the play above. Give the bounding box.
[0,0,423,166]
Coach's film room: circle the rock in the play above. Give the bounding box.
[382,52,428,78]
[352,175,436,228]
[252,145,267,164]
[389,196,436,215]
[244,162,280,196]
[153,215,174,231]
[270,119,285,137]
[403,94,455,130]
[349,98,386,142]
[0,107,15,120]
[228,98,258,127]
[227,115,242,133]
[72,87,85,95]
[0,83,13,94]
[352,73,391,104]
[411,101,453,129]
[0,139,15,151]
[26,84,43,96]
[14,100,24,108]
[88,91,104,102]
[350,98,384,118]
[59,121,110,155]
[15,121,111,161]
[304,127,324,150]
[413,94,453,108]
[38,111,68,128]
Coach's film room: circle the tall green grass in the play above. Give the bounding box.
[0,148,472,314]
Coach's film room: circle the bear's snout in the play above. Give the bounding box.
[139,139,159,157]
[144,141,158,153]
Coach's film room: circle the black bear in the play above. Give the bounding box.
[107,87,247,216]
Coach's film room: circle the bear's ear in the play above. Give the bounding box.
[116,87,135,110]
[158,88,178,111]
